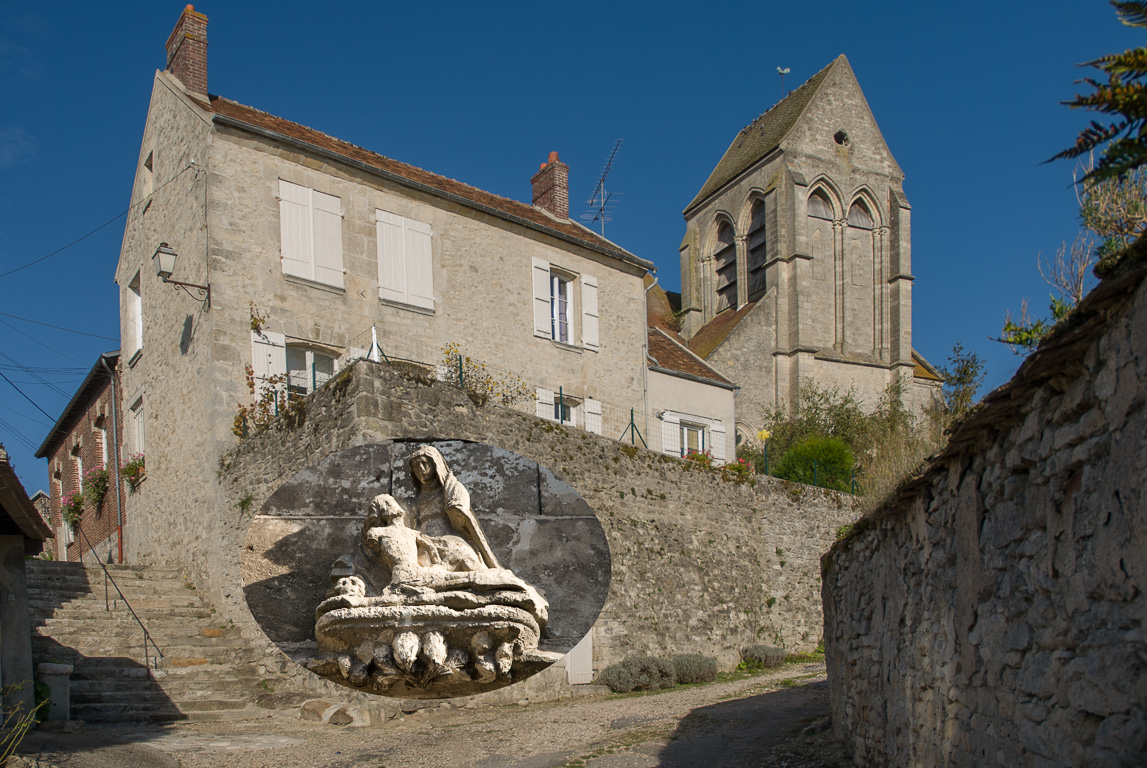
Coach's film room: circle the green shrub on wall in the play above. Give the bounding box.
[739,645,787,670]
[774,436,855,492]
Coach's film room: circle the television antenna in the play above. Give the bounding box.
[777,66,790,98]
[581,139,623,236]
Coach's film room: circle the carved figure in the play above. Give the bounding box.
[309,444,559,697]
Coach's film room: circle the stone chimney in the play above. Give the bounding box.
[165,4,209,97]
[531,151,569,220]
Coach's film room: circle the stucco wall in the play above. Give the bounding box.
[822,244,1147,766]
[145,361,858,679]
[645,368,736,457]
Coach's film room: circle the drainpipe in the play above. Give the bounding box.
[98,355,124,564]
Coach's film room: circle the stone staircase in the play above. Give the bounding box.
[27,560,289,724]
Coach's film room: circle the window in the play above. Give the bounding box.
[714,220,737,311]
[278,180,345,288]
[847,202,874,229]
[129,397,145,455]
[551,274,572,343]
[531,259,599,350]
[126,271,143,362]
[746,199,768,299]
[535,390,602,434]
[251,330,335,398]
[376,210,434,310]
[287,346,335,397]
[808,191,834,219]
[680,421,706,455]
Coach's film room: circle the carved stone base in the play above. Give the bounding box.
[310,597,561,697]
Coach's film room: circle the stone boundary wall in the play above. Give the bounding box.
[822,240,1147,766]
[164,360,856,696]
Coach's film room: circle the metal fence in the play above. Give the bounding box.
[336,326,858,493]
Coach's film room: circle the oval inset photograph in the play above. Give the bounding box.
[241,440,611,698]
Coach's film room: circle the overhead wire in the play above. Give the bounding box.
[0,350,69,398]
[0,318,87,365]
[0,368,54,420]
[0,163,196,279]
[0,312,119,342]
[0,415,39,453]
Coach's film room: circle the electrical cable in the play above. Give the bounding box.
[0,350,69,398]
[0,312,119,341]
[0,163,195,279]
[0,369,54,420]
[0,415,39,453]
[0,318,87,365]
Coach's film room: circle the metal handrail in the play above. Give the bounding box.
[74,524,164,671]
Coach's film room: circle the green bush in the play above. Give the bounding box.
[773,436,854,492]
[596,655,677,693]
[671,654,717,685]
[739,645,787,670]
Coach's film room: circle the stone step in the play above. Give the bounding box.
[32,630,245,648]
[32,618,227,635]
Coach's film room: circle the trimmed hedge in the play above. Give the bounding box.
[740,645,787,670]
[596,655,677,693]
[672,654,718,684]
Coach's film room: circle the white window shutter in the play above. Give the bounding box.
[532,258,552,338]
[581,275,599,351]
[311,190,344,288]
[585,398,603,435]
[566,631,594,685]
[405,219,434,310]
[536,388,555,420]
[711,423,728,463]
[661,412,681,456]
[377,210,406,304]
[279,180,313,279]
[251,330,286,396]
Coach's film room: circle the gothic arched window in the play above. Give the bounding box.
[847,202,874,229]
[714,220,737,311]
[746,199,767,299]
[808,191,834,219]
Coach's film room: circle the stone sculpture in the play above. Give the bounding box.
[307,445,560,697]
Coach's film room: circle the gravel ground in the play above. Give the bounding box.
[17,662,854,768]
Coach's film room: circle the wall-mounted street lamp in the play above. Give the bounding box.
[152,243,210,307]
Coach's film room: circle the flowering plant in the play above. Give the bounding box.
[120,453,146,491]
[61,491,84,530]
[684,449,714,468]
[82,466,110,509]
[722,457,754,478]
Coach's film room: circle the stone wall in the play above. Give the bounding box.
[822,240,1147,766]
[158,360,857,685]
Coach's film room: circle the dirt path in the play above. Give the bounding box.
[17,663,853,768]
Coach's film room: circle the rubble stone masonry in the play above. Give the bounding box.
[822,238,1147,766]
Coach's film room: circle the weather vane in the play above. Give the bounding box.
[777,66,791,98]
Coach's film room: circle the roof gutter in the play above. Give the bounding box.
[648,365,739,391]
[213,115,655,273]
[36,351,120,459]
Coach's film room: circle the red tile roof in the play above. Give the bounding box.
[647,327,734,387]
[201,94,650,271]
[687,301,760,359]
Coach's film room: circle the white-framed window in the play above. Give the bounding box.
[129,397,145,455]
[126,270,143,362]
[376,210,434,310]
[251,330,336,398]
[660,412,728,462]
[531,258,599,350]
[680,421,706,455]
[287,346,335,397]
[278,179,345,288]
[536,389,602,434]
[551,274,572,343]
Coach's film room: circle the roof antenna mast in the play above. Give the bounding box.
[777,66,791,98]
[581,139,623,236]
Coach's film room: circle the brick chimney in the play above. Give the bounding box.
[531,151,569,220]
[165,5,209,97]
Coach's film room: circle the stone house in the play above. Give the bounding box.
[0,444,52,719]
[107,6,751,569]
[677,55,942,441]
[35,352,127,563]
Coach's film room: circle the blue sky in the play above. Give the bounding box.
[0,1,1140,490]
